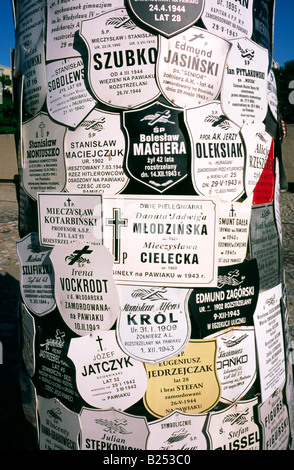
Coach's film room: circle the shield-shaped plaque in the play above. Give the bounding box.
[185,101,245,201]
[79,407,149,450]
[126,0,204,38]
[157,27,230,108]
[116,285,191,363]
[143,339,221,417]
[16,232,56,316]
[50,243,119,335]
[79,8,160,109]
[124,102,188,192]
[68,331,147,410]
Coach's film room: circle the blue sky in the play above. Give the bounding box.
[0,0,293,68]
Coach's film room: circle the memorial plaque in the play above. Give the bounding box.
[38,193,103,247]
[46,0,124,61]
[201,0,253,39]
[50,243,119,335]
[46,57,96,128]
[22,29,46,116]
[79,408,149,451]
[185,101,245,201]
[124,102,188,192]
[188,259,259,337]
[147,410,208,450]
[252,140,275,205]
[258,385,290,450]
[143,339,221,417]
[116,285,191,363]
[38,396,80,450]
[249,203,280,291]
[206,398,260,450]
[65,109,128,194]
[68,331,147,409]
[157,27,230,108]
[21,304,36,377]
[17,232,56,315]
[267,70,278,121]
[208,326,257,404]
[242,121,273,198]
[22,112,66,200]
[127,0,204,38]
[217,196,252,266]
[254,284,286,402]
[14,0,45,76]
[221,38,269,126]
[103,194,219,288]
[79,8,160,108]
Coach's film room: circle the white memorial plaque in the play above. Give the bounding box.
[116,285,191,363]
[17,232,56,315]
[46,0,124,61]
[267,70,278,121]
[217,196,252,266]
[65,109,128,194]
[201,0,253,40]
[221,38,269,126]
[103,194,219,287]
[22,112,66,200]
[258,385,290,450]
[46,57,96,129]
[147,410,208,450]
[68,331,147,409]
[22,29,47,116]
[38,396,80,450]
[157,27,230,108]
[208,327,257,404]
[79,8,160,108]
[50,243,119,335]
[38,193,103,247]
[185,101,245,200]
[206,398,260,450]
[79,408,149,451]
[254,284,286,402]
[242,121,273,197]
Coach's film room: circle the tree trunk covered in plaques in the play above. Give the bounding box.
[12,0,294,451]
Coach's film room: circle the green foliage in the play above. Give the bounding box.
[274,60,294,124]
[0,75,17,134]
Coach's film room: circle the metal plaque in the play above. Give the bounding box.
[22,112,66,200]
[79,8,160,108]
[185,101,245,201]
[50,243,119,335]
[79,408,149,451]
[249,203,280,291]
[252,139,275,205]
[65,109,128,194]
[221,38,269,126]
[242,121,273,198]
[21,304,36,377]
[201,0,253,40]
[21,29,46,116]
[68,331,147,409]
[103,194,219,288]
[147,410,208,450]
[126,0,204,38]
[217,196,252,266]
[46,0,124,61]
[143,339,221,417]
[17,232,56,316]
[38,193,103,247]
[38,396,80,450]
[254,283,285,402]
[124,102,188,192]
[188,259,259,337]
[157,27,230,108]
[116,285,191,364]
[46,57,96,129]
[206,398,260,450]
[208,326,257,404]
